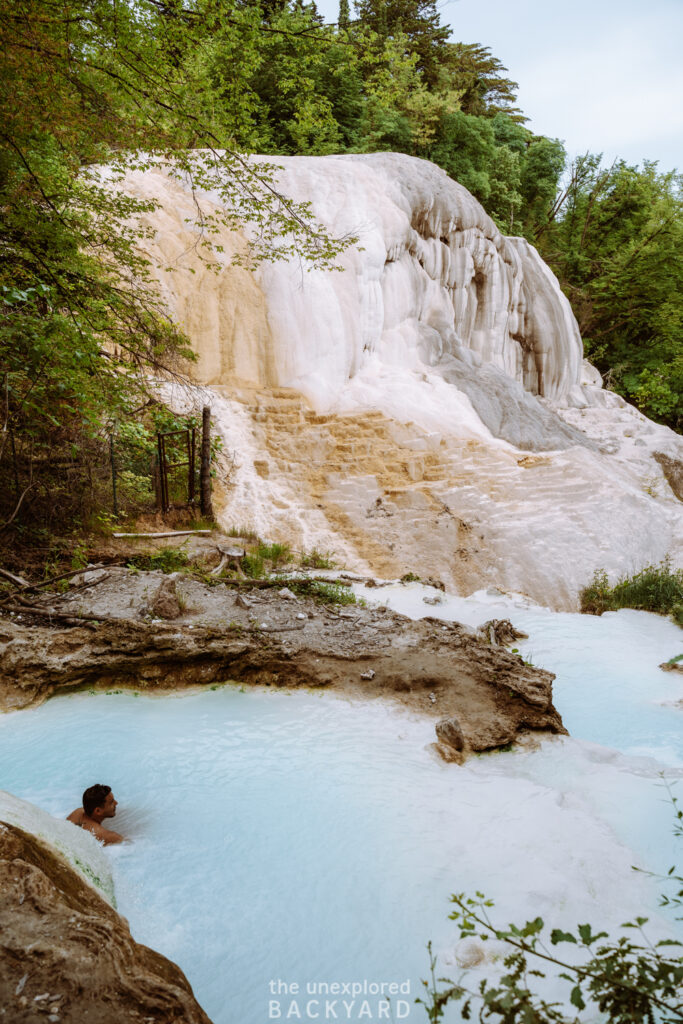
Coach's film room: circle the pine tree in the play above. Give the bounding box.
[354,0,450,84]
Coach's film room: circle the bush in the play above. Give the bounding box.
[419,787,683,1023]
[127,548,189,573]
[300,548,336,570]
[581,561,683,621]
[256,542,292,568]
[308,581,358,606]
[242,553,265,579]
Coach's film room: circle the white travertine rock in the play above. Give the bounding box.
[0,789,115,903]
[124,154,582,423]
[122,154,683,608]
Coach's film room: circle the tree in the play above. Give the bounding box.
[537,156,683,429]
[0,0,349,536]
[353,0,450,85]
[443,43,524,121]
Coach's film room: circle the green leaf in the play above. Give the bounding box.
[569,985,585,1010]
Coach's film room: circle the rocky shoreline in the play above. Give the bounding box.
[0,568,565,758]
[0,818,211,1024]
[0,565,567,1023]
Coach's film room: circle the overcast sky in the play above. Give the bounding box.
[314,0,683,172]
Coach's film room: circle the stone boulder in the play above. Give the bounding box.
[435,716,465,752]
[149,576,182,620]
[478,619,529,646]
[0,820,212,1024]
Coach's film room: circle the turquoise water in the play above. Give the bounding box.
[0,594,681,1023]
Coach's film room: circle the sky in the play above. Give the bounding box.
[314,0,683,173]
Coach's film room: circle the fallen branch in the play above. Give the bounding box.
[0,567,30,588]
[0,481,34,532]
[202,575,352,590]
[113,530,212,538]
[258,623,306,633]
[0,602,301,635]
[1,604,145,626]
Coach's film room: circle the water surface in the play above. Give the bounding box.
[0,591,681,1023]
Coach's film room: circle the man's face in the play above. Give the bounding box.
[98,791,118,819]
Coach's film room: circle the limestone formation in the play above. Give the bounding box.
[0,820,212,1024]
[120,154,682,608]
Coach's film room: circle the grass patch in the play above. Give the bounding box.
[300,547,336,570]
[581,560,683,622]
[400,572,421,583]
[226,524,260,543]
[242,553,265,578]
[256,541,292,568]
[308,581,359,606]
[475,742,515,757]
[127,548,189,573]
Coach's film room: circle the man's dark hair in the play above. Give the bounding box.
[82,784,111,817]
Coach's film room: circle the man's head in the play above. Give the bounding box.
[82,784,117,822]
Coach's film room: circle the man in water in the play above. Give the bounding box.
[67,784,124,845]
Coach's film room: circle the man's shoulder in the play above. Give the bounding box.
[67,808,84,825]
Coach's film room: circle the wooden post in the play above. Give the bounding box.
[200,406,214,520]
[157,433,169,512]
[110,433,118,516]
[188,427,196,504]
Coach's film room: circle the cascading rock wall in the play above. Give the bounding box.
[123,153,682,608]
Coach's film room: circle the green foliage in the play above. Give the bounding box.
[536,156,683,430]
[256,542,293,567]
[309,581,359,605]
[418,789,683,1022]
[242,553,266,578]
[443,43,523,121]
[300,548,337,569]
[0,0,351,538]
[353,0,450,86]
[127,549,190,574]
[580,561,683,621]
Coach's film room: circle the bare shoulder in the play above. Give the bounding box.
[90,822,124,845]
[67,808,84,825]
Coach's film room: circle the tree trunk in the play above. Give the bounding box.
[200,406,214,520]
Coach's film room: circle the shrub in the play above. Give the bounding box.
[580,561,683,622]
[242,553,265,578]
[300,547,336,570]
[309,581,358,606]
[256,542,292,568]
[127,548,189,573]
[419,787,683,1023]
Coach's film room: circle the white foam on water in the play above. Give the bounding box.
[0,590,681,1023]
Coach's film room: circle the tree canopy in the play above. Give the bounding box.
[1,0,681,542]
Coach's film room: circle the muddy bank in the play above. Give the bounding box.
[0,569,565,755]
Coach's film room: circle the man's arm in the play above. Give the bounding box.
[69,814,124,845]
[88,822,124,845]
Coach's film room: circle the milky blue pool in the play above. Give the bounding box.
[1,591,681,1023]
